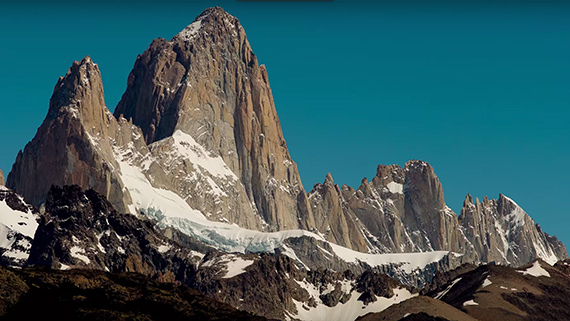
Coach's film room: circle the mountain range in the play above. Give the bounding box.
[0,7,567,321]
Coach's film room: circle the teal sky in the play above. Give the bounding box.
[1,1,569,245]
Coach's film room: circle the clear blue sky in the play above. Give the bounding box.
[1,1,569,245]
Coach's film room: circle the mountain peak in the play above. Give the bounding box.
[172,7,240,43]
[324,172,334,185]
[47,55,105,123]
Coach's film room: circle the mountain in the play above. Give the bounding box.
[360,259,570,321]
[114,7,312,231]
[307,162,567,266]
[458,193,566,266]
[6,56,141,214]
[0,169,4,186]
[308,162,467,254]
[3,4,566,297]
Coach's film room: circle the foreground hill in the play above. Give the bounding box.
[360,259,570,321]
[0,266,266,321]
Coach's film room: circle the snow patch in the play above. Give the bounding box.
[386,182,403,194]
[223,256,255,279]
[171,130,237,181]
[463,299,479,306]
[70,246,90,264]
[435,277,462,300]
[290,287,416,321]
[328,242,450,273]
[0,197,38,238]
[482,277,492,288]
[517,261,551,277]
[157,244,171,253]
[177,20,203,41]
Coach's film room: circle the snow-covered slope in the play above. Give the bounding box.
[287,284,416,321]
[111,136,464,283]
[0,186,39,266]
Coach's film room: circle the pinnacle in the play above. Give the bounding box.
[324,172,334,185]
[464,194,473,205]
[47,56,104,121]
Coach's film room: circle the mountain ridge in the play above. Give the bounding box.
[3,4,567,288]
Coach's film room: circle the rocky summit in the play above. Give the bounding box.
[0,6,568,321]
[114,7,311,231]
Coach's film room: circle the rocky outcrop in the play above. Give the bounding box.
[458,193,567,266]
[308,173,368,252]
[28,185,202,283]
[0,170,4,186]
[114,7,312,231]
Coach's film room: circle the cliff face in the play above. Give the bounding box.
[308,160,567,266]
[309,161,469,255]
[6,57,139,214]
[114,7,312,231]
[458,194,567,266]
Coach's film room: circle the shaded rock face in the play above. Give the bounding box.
[115,7,311,231]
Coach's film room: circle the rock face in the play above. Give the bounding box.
[114,7,311,231]
[0,170,4,186]
[458,193,567,266]
[307,160,567,266]
[6,57,139,214]
[308,161,470,255]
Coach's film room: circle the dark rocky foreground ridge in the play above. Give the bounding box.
[0,266,266,321]
[0,5,568,321]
